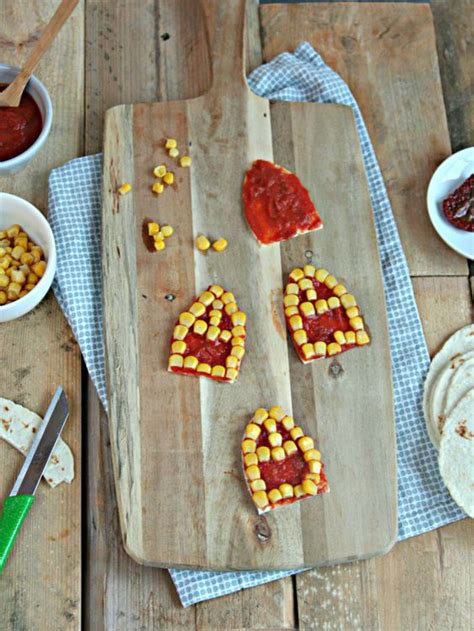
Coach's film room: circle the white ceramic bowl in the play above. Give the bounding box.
[0,193,56,322]
[0,64,53,175]
[427,147,474,260]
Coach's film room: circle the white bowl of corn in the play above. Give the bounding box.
[0,192,56,322]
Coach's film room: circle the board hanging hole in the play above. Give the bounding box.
[305,249,314,264]
[165,293,176,302]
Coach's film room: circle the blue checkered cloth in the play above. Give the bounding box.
[48,43,465,608]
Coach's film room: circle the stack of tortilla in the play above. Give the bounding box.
[423,324,474,518]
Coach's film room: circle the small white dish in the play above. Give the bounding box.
[0,63,53,176]
[0,193,56,323]
[427,147,474,260]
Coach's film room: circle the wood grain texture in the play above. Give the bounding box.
[0,1,83,629]
[260,2,467,277]
[294,275,473,630]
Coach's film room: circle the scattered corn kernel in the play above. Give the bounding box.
[148,222,160,236]
[163,171,174,185]
[179,155,192,168]
[196,235,211,251]
[152,182,164,194]
[165,138,177,149]
[212,238,228,252]
[153,164,167,178]
[118,183,132,195]
[154,239,165,251]
[168,147,179,158]
[161,225,174,238]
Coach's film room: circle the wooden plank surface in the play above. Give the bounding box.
[0,0,83,628]
[260,2,467,278]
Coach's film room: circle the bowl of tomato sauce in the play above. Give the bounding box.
[0,64,52,175]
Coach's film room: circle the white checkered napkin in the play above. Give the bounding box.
[48,42,466,608]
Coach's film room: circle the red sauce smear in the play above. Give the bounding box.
[0,83,43,161]
[242,159,323,245]
[442,174,474,232]
[182,333,230,366]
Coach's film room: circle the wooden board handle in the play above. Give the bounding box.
[201,0,248,94]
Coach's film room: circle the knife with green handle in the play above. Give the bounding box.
[0,387,69,573]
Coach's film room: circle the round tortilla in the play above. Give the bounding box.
[439,390,474,518]
[445,356,474,415]
[423,325,474,450]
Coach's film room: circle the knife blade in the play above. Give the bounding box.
[0,387,70,573]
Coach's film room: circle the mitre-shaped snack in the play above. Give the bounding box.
[241,405,329,514]
[168,285,247,383]
[283,265,370,363]
[242,159,323,245]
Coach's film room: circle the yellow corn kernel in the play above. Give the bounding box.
[343,330,355,345]
[308,460,322,474]
[193,319,208,335]
[283,440,298,456]
[298,436,314,453]
[221,291,235,304]
[179,312,195,328]
[268,489,283,504]
[11,246,25,260]
[315,299,329,315]
[165,138,177,149]
[284,294,299,308]
[286,282,299,295]
[6,224,20,238]
[303,448,321,462]
[293,329,308,346]
[244,453,258,467]
[184,355,199,370]
[245,464,260,480]
[179,155,192,168]
[305,473,321,484]
[346,307,359,320]
[231,325,246,338]
[333,283,347,297]
[24,283,35,292]
[30,247,42,262]
[302,343,315,360]
[171,340,186,354]
[325,275,338,289]
[0,256,10,270]
[154,230,164,241]
[289,315,303,331]
[302,479,318,495]
[154,239,165,251]
[220,330,232,343]
[163,171,174,185]
[334,330,346,345]
[162,225,174,238]
[0,291,6,305]
[189,302,206,317]
[252,490,269,510]
[152,182,164,194]
[300,302,315,318]
[0,274,9,288]
[232,312,246,327]
[206,325,220,341]
[230,345,245,360]
[18,290,27,298]
[289,268,304,282]
[20,252,34,266]
[153,164,167,178]
[290,426,304,440]
[341,294,357,309]
[306,289,317,301]
[269,405,285,421]
[14,236,28,250]
[245,423,261,440]
[327,296,340,309]
[279,483,294,499]
[224,302,238,315]
[327,342,342,356]
[231,337,245,348]
[298,278,313,291]
[148,222,160,236]
[293,484,304,498]
[211,365,226,378]
[268,432,283,447]
[281,415,295,431]
[212,299,224,310]
[31,261,46,278]
[250,479,266,492]
[315,268,329,282]
[198,291,214,306]
[256,446,270,462]
[225,367,238,381]
[168,354,184,368]
[209,309,222,320]
[168,147,179,158]
[117,183,132,195]
[285,306,299,317]
[209,316,220,327]
[271,447,286,462]
[304,264,316,278]
[173,324,188,340]
[210,284,223,297]
[212,238,228,252]
[349,317,364,331]
[197,362,211,374]
[263,418,277,433]
[253,408,269,424]
[314,341,327,356]
[356,330,370,345]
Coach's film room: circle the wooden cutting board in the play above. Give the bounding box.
[102,0,395,570]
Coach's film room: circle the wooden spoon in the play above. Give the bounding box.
[0,0,79,108]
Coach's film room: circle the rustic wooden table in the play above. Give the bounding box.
[0,1,472,629]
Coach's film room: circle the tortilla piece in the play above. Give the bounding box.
[0,397,74,488]
[445,357,474,416]
[423,325,474,450]
[439,390,474,518]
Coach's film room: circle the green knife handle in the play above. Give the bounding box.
[0,495,35,574]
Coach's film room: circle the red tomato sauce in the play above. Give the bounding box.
[182,333,230,366]
[259,453,307,490]
[0,84,43,161]
[243,160,323,244]
[304,279,353,345]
